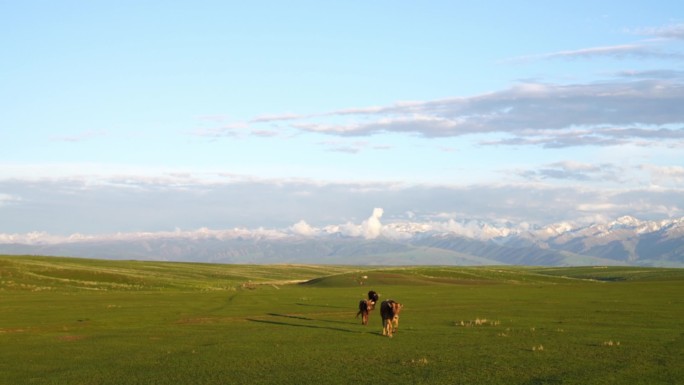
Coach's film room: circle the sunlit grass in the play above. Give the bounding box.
[1,255,683,384]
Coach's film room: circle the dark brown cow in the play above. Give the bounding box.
[380,299,403,337]
[356,299,374,325]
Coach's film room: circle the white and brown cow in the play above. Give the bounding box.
[367,290,379,304]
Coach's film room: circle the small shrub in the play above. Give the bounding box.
[240,282,256,290]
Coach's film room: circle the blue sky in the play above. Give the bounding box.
[1,1,683,239]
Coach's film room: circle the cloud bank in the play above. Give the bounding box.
[3,206,683,249]
[1,175,682,239]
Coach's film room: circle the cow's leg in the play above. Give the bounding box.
[384,318,393,337]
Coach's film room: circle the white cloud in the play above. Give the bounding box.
[0,193,20,207]
[576,203,620,212]
[361,208,384,239]
[291,220,317,236]
[643,165,684,187]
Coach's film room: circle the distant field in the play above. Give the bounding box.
[1,255,683,385]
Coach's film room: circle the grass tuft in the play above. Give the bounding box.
[456,318,500,327]
[404,358,429,366]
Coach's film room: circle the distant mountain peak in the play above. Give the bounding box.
[611,215,641,227]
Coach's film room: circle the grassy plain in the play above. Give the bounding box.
[1,255,683,385]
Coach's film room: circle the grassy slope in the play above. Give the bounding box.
[0,255,360,291]
[1,255,683,385]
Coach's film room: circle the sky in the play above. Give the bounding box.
[1,1,684,240]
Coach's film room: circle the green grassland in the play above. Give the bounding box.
[1,255,683,385]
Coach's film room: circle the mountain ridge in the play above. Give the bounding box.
[1,216,683,267]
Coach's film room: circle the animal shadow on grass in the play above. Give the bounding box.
[267,313,313,321]
[247,318,357,334]
[269,313,359,327]
[521,376,563,385]
[248,313,374,333]
[295,302,349,309]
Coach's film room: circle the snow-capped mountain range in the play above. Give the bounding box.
[1,215,683,267]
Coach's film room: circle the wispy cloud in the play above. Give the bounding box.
[481,126,684,148]
[191,121,294,139]
[633,23,684,40]
[191,122,250,138]
[516,161,624,183]
[50,130,107,142]
[510,23,684,63]
[513,44,683,61]
[250,113,308,123]
[315,140,392,153]
[318,140,366,154]
[615,69,684,79]
[272,79,684,146]
[192,76,684,150]
[250,129,281,138]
